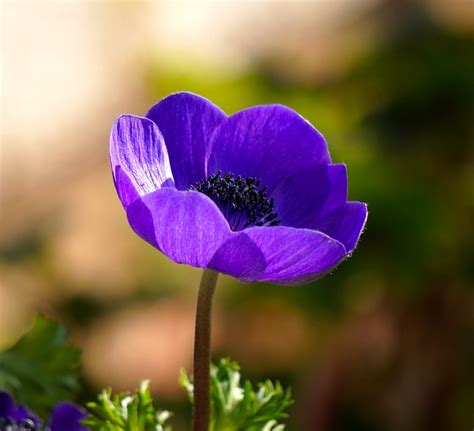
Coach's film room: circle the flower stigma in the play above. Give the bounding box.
[190,171,280,231]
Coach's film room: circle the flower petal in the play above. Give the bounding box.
[0,392,15,418]
[315,201,368,253]
[126,188,267,279]
[0,396,40,424]
[241,226,347,285]
[13,406,31,421]
[207,104,331,192]
[208,234,266,280]
[126,188,230,264]
[146,92,227,189]
[110,115,174,207]
[272,163,347,229]
[49,403,88,431]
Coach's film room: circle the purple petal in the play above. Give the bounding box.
[208,234,266,280]
[126,188,230,264]
[110,115,174,207]
[49,403,88,431]
[0,392,15,418]
[272,164,347,229]
[240,226,347,285]
[207,104,331,192]
[315,202,368,253]
[126,188,267,279]
[9,404,40,425]
[146,92,227,190]
[0,393,38,423]
[13,405,31,421]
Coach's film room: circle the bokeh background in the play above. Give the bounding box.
[1,0,473,430]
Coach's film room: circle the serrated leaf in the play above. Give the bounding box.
[179,358,293,431]
[83,380,173,431]
[178,368,193,403]
[0,315,81,416]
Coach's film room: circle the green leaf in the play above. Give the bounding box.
[179,358,293,431]
[0,315,81,416]
[83,380,173,431]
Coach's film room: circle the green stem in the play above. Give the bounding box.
[192,269,219,431]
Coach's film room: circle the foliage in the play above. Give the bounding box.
[180,358,293,431]
[83,380,172,431]
[0,316,292,430]
[0,315,81,416]
[85,359,292,431]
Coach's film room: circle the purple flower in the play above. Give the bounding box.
[0,391,88,431]
[110,92,367,284]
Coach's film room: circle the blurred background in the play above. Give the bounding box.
[1,0,473,430]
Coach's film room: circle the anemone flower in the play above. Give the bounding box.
[110,92,367,431]
[0,391,88,431]
[111,92,366,285]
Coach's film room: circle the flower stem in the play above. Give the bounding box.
[192,269,219,431]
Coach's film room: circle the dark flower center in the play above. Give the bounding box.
[0,417,49,431]
[190,171,280,231]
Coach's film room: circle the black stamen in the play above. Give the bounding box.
[190,171,281,231]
